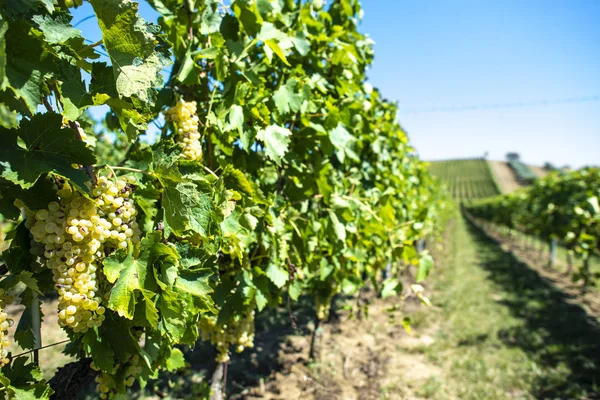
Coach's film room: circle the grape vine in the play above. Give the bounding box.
[466,168,600,285]
[0,0,446,398]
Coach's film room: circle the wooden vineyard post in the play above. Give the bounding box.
[210,362,225,400]
[417,238,425,254]
[22,207,42,366]
[565,252,574,276]
[549,239,557,269]
[31,293,41,366]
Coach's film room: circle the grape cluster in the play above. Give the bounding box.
[198,311,255,362]
[92,353,142,399]
[26,176,141,333]
[165,100,203,161]
[0,289,14,367]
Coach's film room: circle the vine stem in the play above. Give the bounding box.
[97,165,156,178]
[232,38,257,64]
[68,120,97,185]
[203,165,219,180]
[99,164,219,180]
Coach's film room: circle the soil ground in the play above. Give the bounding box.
[487,161,524,193]
[528,165,549,179]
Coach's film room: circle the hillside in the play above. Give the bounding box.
[488,161,525,193]
[429,159,500,200]
[529,165,549,178]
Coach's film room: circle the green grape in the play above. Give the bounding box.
[93,353,142,398]
[165,101,203,161]
[28,176,141,334]
[198,311,255,362]
[0,291,13,367]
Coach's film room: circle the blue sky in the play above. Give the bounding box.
[72,0,599,168]
[360,1,600,168]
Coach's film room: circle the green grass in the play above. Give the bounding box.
[429,159,500,201]
[414,211,600,399]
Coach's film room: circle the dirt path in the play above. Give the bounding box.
[487,160,524,193]
[528,165,548,179]
[237,294,443,400]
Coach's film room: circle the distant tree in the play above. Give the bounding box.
[483,151,489,159]
[506,152,520,162]
[543,162,556,171]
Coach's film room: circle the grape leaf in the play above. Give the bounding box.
[265,263,288,288]
[175,271,213,299]
[83,330,116,372]
[165,347,185,372]
[256,125,291,165]
[105,251,147,319]
[0,113,95,189]
[90,0,171,105]
[328,210,346,243]
[225,104,244,133]
[0,105,18,129]
[32,13,80,45]
[3,20,56,114]
[416,252,434,283]
[0,177,57,219]
[272,78,302,115]
[159,170,215,237]
[329,123,357,163]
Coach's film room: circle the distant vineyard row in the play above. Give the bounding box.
[429,159,500,200]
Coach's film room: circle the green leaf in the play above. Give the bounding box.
[0,105,18,129]
[56,62,93,120]
[0,0,54,17]
[3,20,55,114]
[288,280,302,301]
[162,180,214,238]
[264,39,290,66]
[266,263,288,288]
[416,252,434,283]
[226,104,244,132]
[0,113,96,189]
[256,125,291,165]
[381,279,401,299]
[105,250,148,319]
[14,308,36,350]
[83,330,115,372]
[0,176,58,220]
[329,123,357,163]
[272,78,302,115]
[328,210,346,243]
[158,289,187,341]
[99,312,140,362]
[165,347,185,372]
[32,13,80,45]
[90,0,170,105]
[222,166,254,197]
[402,317,413,335]
[291,33,310,56]
[257,23,292,66]
[175,270,213,300]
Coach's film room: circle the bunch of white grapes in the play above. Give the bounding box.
[198,311,255,362]
[26,176,141,333]
[92,354,142,398]
[165,100,203,161]
[0,289,14,367]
